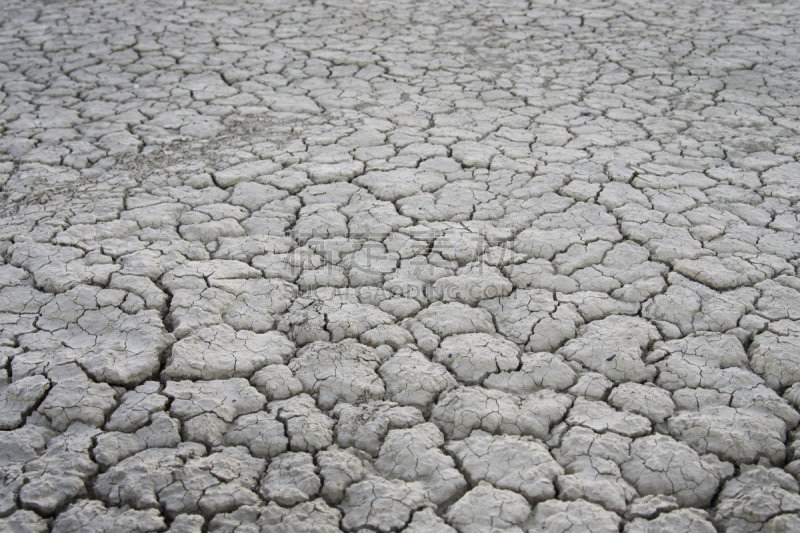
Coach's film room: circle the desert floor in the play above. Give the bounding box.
[1,1,800,531]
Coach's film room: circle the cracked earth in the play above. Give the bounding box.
[1,0,800,531]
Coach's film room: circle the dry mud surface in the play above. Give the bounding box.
[1,0,800,531]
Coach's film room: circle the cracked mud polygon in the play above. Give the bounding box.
[1,1,800,532]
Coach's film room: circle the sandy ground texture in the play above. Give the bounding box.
[1,0,800,531]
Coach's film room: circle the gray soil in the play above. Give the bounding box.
[1,1,800,531]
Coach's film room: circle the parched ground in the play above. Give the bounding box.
[1,0,800,531]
